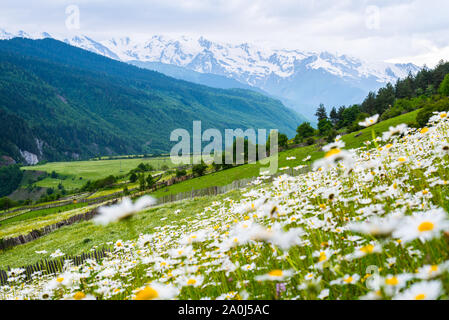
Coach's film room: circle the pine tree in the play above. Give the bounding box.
[361,92,377,115]
[315,104,328,122]
[329,107,338,125]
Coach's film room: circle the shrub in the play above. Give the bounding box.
[0,197,18,210]
[305,137,315,146]
[295,122,315,143]
[416,97,449,127]
[439,74,449,96]
[192,162,207,177]
[176,168,187,178]
[129,172,138,183]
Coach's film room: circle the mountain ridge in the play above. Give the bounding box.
[0,37,303,164]
[0,29,420,120]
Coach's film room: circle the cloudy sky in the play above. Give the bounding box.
[1,0,448,67]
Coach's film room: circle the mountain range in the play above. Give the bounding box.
[0,29,420,121]
[0,37,303,164]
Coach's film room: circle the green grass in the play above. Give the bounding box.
[150,110,420,198]
[0,202,103,240]
[0,202,90,227]
[22,157,177,190]
[0,190,243,269]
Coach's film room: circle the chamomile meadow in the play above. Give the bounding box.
[2,111,449,300]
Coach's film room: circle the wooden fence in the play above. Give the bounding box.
[156,165,310,205]
[0,200,117,251]
[0,247,110,286]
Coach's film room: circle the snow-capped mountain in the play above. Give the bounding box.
[102,35,417,83]
[1,29,420,120]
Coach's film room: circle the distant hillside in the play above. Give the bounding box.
[0,38,304,164]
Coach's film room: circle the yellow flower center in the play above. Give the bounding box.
[360,244,374,254]
[385,277,398,286]
[73,292,86,300]
[430,265,439,273]
[418,221,434,232]
[318,252,327,262]
[187,279,197,285]
[344,276,353,283]
[135,286,159,300]
[398,157,407,162]
[440,113,447,118]
[325,148,341,158]
[268,270,283,277]
[56,277,64,283]
[415,293,426,300]
[420,127,429,134]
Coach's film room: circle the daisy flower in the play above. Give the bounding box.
[381,274,413,296]
[416,264,444,280]
[330,274,360,285]
[255,269,294,281]
[344,243,382,260]
[393,208,449,243]
[133,283,179,300]
[347,214,400,237]
[382,124,409,141]
[393,280,442,300]
[67,292,96,300]
[93,196,156,225]
[178,275,204,288]
[358,114,379,127]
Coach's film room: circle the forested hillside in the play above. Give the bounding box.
[0,38,303,163]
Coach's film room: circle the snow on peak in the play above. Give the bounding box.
[0,29,420,87]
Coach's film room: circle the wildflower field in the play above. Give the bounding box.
[2,112,449,300]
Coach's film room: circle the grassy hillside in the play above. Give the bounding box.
[150,109,420,197]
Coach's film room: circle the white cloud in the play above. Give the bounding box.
[0,0,448,67]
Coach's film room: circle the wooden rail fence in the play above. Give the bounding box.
[0,248,110,286]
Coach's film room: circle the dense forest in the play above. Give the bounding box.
[295,60,449,143]
[0,38,303,164]
[0,165,23,198]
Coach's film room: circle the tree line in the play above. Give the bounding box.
[295,60,449,143]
